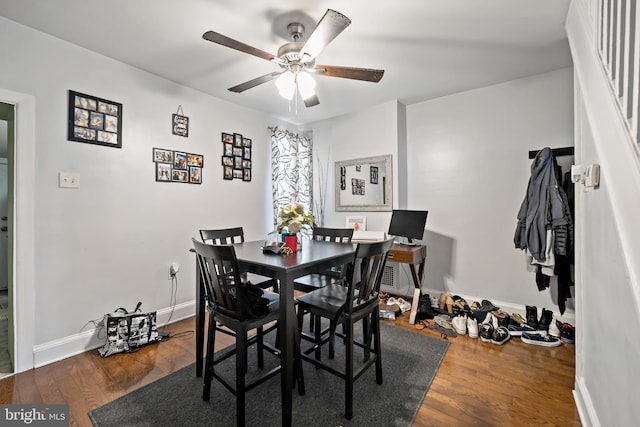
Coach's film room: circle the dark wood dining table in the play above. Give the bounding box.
[194,238,356,426]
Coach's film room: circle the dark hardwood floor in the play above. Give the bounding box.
[0,311,580,426]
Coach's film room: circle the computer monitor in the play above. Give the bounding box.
[388,210,428,244]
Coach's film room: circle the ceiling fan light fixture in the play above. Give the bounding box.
[297,71,316,100]
[276,71,296,100]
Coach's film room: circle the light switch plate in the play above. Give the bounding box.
[59,172,80,188]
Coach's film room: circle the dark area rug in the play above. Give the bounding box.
[89,322,449,426]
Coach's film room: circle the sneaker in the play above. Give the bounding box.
[396,297,412,313]
[433,314,454,331]
[479,323,494,343]
[451,315,467,335]
[521,332,562,347]
[507,323,538,337]
[387,297,411,313]
[491,326,511,345]
[549,319,561,338]
[481,312,499,330]
[561,323,575,343]
[467,315,479,339]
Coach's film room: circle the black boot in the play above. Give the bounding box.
[538,308,553,332]
[417,294,435,320]
[526,305,538,329]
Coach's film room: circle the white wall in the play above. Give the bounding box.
[306,100,401,232]
[567,1,640,425]
[308,70,577,314]
[0,17,297,368]
[406,68,575,312]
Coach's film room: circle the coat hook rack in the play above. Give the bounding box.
[528,146,574,159]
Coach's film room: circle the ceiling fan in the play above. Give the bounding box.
[202,9,384,108]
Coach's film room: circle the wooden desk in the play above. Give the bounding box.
[386,244,427,324]
[387,244,427,289]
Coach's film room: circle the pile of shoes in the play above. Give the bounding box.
[417,293,576,348]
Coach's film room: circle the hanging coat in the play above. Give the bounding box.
[514,147,574,314]
[514,147,573,262]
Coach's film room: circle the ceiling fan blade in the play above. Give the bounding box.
[228,71,285,93]
[312,65,384,82]
[299,9,351,63]
[203,30,278,63]
[304,94,320,108]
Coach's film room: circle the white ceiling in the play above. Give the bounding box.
[0,0,572,126]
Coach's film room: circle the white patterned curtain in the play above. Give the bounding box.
[270,127,313,227]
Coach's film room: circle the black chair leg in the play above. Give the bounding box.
[203,313,217,401]
[257,326,264,368]
[344,321,354,420]
[308,309,315,332]
[236,327,247,426]
[314,314,322,361]
[373,313,383,384]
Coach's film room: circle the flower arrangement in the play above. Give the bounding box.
[277,203,315,234]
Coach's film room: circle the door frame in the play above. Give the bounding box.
[0,89,36,373]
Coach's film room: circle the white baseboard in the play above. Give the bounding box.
[573,376,600,427]
[33,300,196,368]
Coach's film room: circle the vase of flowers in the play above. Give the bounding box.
[277,203,314,252]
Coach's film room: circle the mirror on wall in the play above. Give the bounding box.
[334,154,392,211]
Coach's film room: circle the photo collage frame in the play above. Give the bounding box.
[68,90,122,148]
[153,148,204,184]
[221,132,252,181]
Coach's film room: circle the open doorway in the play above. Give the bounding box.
[0,102,14,375]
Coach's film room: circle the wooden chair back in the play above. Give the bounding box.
[311,226,354,243]
[200,227,245,245]
[192,238,251,320]
[344,238,395,315]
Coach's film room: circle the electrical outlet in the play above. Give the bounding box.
[169,262,180,279]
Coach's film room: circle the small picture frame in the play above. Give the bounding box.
[172,106,189,137]
[243,147,251,160]
[224,143,233,156]
[243,169,252,182]
[346,215,367,231]
[187,153,203,167]
[233,169,244,179]
[233,133,243,147]
[153,148,173,163]
[222,132,234,143]
[189,166,202,184]
[68,90,122,148]
[172,169,189,183]
[156,163,172,182]
[370,166,379,184]
[223,166,233,180]
[222,156,234,167]
[234,156,243,169]
[173,152,188,170]
[242,137,252,147]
